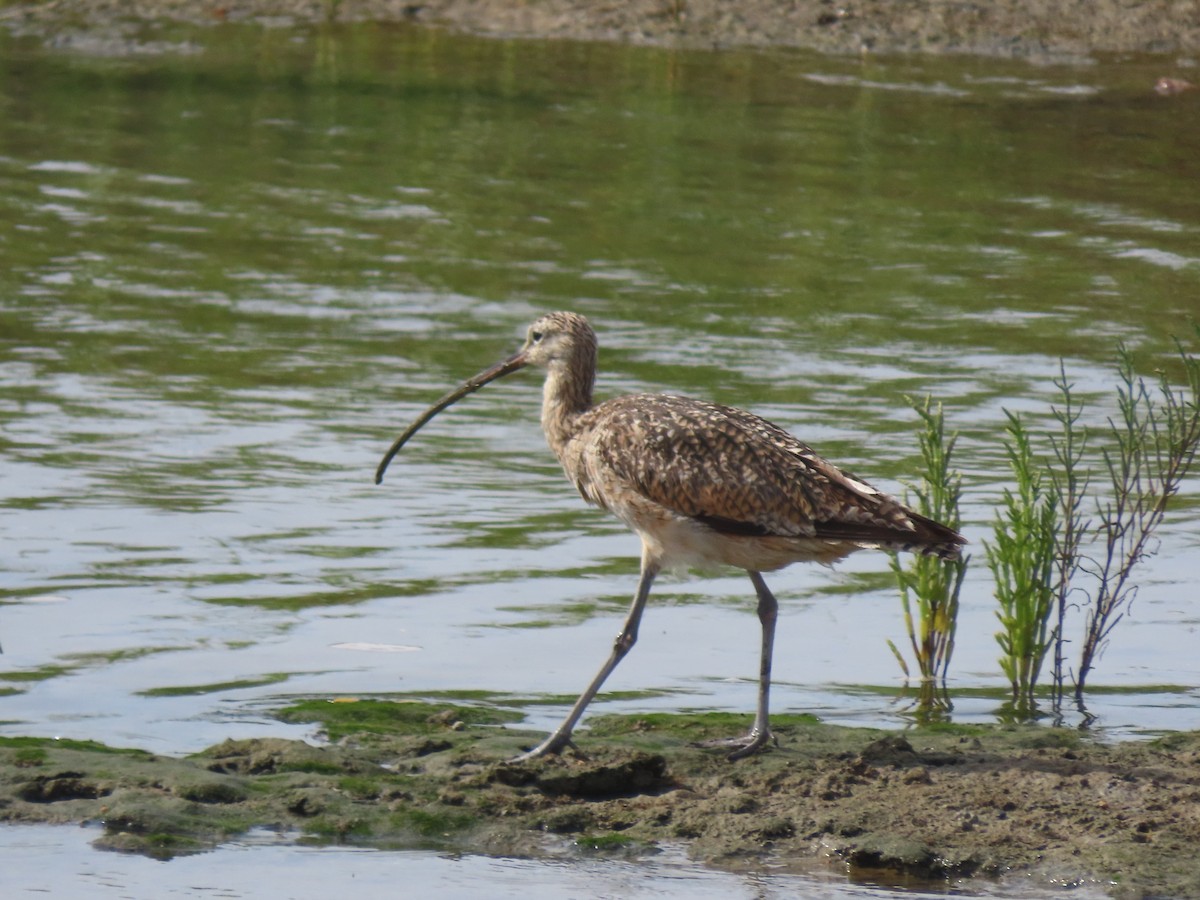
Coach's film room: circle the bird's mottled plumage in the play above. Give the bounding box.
[517,311,962,571]
[573,393,959,561]
[377,311,965,761]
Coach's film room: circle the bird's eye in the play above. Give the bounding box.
[530,330,544,343]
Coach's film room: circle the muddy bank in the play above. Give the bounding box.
[2,0,1200,59]
[2,699,1199,898]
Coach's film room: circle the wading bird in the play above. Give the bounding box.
[376,312,965,761]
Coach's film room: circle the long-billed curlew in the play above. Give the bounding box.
[376,312,965,761]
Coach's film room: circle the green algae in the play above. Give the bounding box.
[585,711,821,743]
[391,806,477,839]
[0,664,76,683]
[274,697,523,741]
[0,736,156,757]
[138,673,294,697]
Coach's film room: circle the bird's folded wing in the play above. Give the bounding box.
[579,394,918,542]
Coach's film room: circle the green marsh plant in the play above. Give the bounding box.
[1045,363,1090,709]
[985,412,1058,712]
[1073,339,1200,704]
[889,396,968,717]
[989,333,1200,715]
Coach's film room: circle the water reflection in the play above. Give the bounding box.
[3,824,1098,899]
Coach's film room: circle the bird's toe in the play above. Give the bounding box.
[692,727,776,761]
[510,732,579,763]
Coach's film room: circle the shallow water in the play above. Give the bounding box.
[5,824,1098,899]
[1,19,1199,894]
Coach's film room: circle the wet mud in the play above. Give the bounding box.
[2,700,1200,898]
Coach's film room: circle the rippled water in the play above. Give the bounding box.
[1,20,1199,895]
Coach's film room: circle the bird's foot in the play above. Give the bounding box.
[692,727,776,761]
[510,731,581,763]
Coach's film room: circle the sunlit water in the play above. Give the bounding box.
[1,18,1199,896]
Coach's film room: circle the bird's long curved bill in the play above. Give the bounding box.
[375,350,528,484]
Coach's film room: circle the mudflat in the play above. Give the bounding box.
[2,702,1200,897]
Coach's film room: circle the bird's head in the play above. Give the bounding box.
[516,311,597,373]
[374,311,597,484]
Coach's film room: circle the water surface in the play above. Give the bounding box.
[1,19,1199,893]
[4,824,1093,899]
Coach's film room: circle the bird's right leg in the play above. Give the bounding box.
[512,560,660,762]
[694,570,779,760]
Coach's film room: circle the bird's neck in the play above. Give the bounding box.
[541,362,593,456]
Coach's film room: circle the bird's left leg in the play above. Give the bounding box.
[695,570,779,760]
[512,560,661,762]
